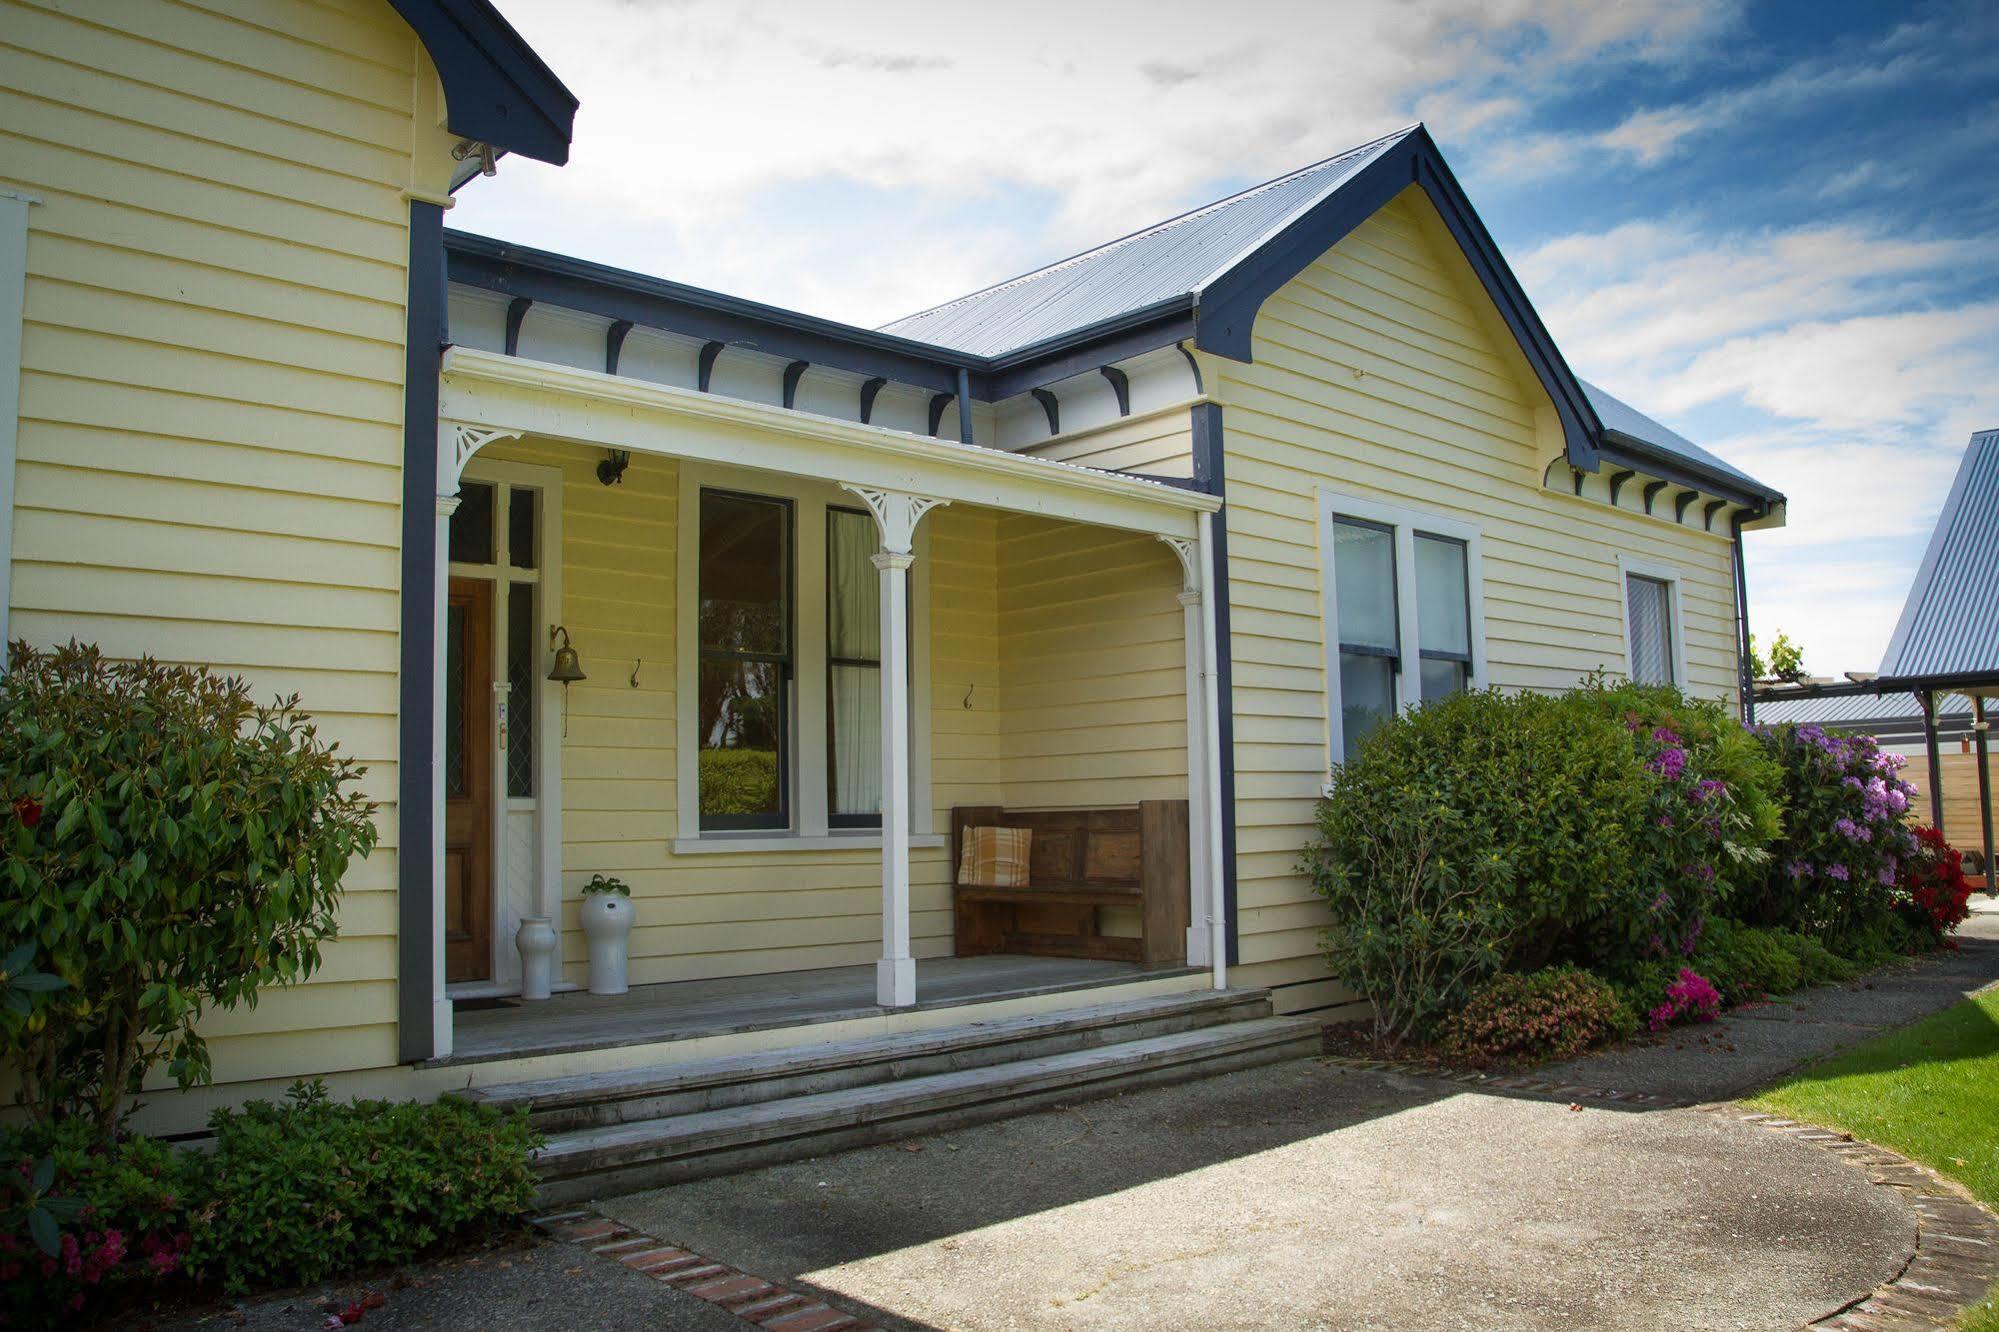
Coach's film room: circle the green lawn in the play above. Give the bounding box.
[1749,988,1999,1331]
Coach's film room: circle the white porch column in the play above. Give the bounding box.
[1197,512,1227,990]
[841,485,950,1008]
[1159,535,1212,968]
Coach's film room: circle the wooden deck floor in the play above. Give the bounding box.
[441,955,1192,1067]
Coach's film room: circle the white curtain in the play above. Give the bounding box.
[828,511,883,816]
[1626,574,1674,684]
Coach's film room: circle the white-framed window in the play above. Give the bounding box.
[674,463,932,849]
[1619,554,1687,687]
[1318,490,1486,765]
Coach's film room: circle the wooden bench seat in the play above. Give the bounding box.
[950,801,1190,965]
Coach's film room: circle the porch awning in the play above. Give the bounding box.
[438,347,1220,539]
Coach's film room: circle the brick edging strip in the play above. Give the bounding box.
[532,1209,878,1332]
[1721,1111,1999,1331]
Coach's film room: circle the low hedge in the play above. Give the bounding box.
[2,1082,541,1324]
[1438,967,1632,1066]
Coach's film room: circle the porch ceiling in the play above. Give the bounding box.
[440,347,1218,538]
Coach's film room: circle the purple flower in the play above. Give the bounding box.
[1657,814,1675,829]
[1651,889,1672,913]
[1651,725,1682,746]
[1684,862,1716,883]
[1877,864,1897,887]
[1648,747,1688,781]
[1826,863,1850,882]
[1786,860,1810,879]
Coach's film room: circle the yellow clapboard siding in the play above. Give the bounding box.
[1215,187,1744,981]
[3,0,431,1091]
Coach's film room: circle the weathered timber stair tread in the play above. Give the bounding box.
[472,988,1270,1114]
[535,1015,1320,1174]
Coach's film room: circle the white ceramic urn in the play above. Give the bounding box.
[581,892,635,995]
[515,916,557,1001]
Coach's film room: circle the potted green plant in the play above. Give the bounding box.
[579,873,634,995]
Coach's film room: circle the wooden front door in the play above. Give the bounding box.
[445,577,494,984]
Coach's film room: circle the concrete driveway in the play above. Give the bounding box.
[600,1058,1910,1331]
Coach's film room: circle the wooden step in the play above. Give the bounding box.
[471,988,1272,1132]
[533,1014,1321,1203]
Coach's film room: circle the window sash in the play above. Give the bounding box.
[698,490,794,831]
[1626,573,1676,685]
[826,507,883,827]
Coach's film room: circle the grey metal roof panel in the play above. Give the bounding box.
[880,128,1415,357]
[1583,380,1775,497]
[1880,429,1999,678]
[1755,691,1971,726]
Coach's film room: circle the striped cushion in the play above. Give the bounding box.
[957,825,1032,888]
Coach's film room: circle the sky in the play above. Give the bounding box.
[450,0,1999,676]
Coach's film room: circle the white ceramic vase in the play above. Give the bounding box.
[515,916,556,1001]
[581,892,634,996]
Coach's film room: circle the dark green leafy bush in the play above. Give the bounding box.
[1303,688,1649,1042]
[1,1118,200,1325]
[1,642,378,1135]
[190,1081,541,1294]
[1688,917,1803,1003]
[1438,967,1631,1066]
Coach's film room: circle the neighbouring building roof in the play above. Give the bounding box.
[1880,429,1999,679]
[881,128,1413,358]
[1756,690,1971,727]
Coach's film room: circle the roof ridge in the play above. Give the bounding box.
[878,124,1419,332]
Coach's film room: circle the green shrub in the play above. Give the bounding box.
[1689,917,1803,1004]
[1,642,377,1136]
[1304,688,1649,1042]
[190,1081,541,1294]
[697,747,778,817]
[1,1118,200,1325]
[1438,967,1631,1066]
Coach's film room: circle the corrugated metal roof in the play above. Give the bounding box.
[1582,380,1771,494]
[1879,429,1999,677]
[1755,691,1971,726]
[881,128,1774,504]
[880,128,1415,357]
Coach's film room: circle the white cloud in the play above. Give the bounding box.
[453,0,1735,323]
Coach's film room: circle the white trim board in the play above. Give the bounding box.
[1316,488,1489,775]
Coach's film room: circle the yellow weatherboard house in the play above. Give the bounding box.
[0,0,1785,1187]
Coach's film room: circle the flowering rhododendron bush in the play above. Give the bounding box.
[1743,723,1920,938]
[1900,826,1973,938]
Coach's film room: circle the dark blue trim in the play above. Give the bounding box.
[1703,499,1726,532]
[388,0,577,166]
[1642,480,1669,515]
[503,296,531,356]
[1608,469,1635,507]
[1570,466,1584,497]
[605,319,632,376]
[782,360,809,410]
[1190,402,1238,967]
[927,392,951,437]
[397,200,446,1064]
[1176,342,1204,394]
[697,340,724,393]
[956,367,974,444]
[859,377,886,424]
[448,232,969,394]
[984,304,1193,401]
[1600,433,1779,509]
[1030,387,1060,435]
[1100,365,1131,416]
[1192,128,1600,472]
[1673,489,1698,524]
[1731,509,1756,725]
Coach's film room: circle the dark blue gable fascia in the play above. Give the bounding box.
[1192,127,1602,473]
[390,0,578,166]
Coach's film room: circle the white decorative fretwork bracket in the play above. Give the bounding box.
[438,422,525,494]
[839,484,951,555]
[1158,534,1201,599]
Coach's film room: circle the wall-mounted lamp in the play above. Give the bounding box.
[597,449,631,486]
[548,626,586,735]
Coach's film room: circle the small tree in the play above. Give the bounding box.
[1,642,376,1137]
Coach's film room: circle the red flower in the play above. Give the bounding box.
[11,795,40,827]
